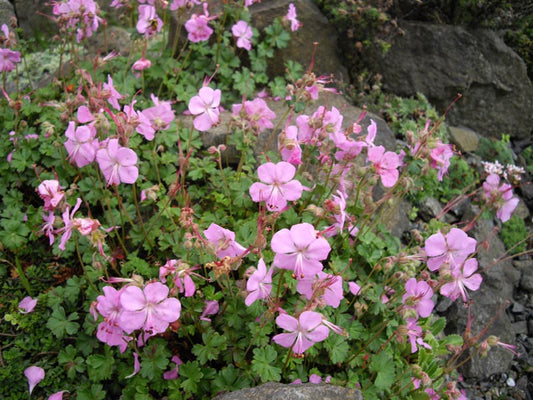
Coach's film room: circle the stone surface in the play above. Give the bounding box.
[0,0,15,28]
[250,0,348,81]
[12,0,57,38]
[448,126,479,153]
[211,382,363,400]
[374,21,533,140]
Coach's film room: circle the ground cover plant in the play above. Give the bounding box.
[0,1,530,399]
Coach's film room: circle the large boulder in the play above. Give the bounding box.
[0,0,15,28]
[211,382,363,400]
[12,0,57,38]
[374,21,533,141]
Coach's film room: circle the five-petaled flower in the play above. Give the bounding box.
[245,258,273,306]
[272,311,329,354]
[188,86,221,131]
[96,138,139,186]
[249,161,304,212]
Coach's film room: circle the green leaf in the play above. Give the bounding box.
[77,383,106,400]
[86,353,115,382]
[369,352,395,392]
[46,306,80,339]
[324,334,350,363]
[192,331,228,364]
[251,346,281,382]
[179,361,204,394]
[140,342,171,380]
[441,334,463,347]
[429,317,446,336]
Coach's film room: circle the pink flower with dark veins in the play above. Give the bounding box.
[272,311,329,354]
[188,86,221,131]
[402,278,434,318]
[440,258,482,302]
[271,222,331,279]
[96,138,138,186]
[249,161,304,212]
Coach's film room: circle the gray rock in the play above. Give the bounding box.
[0,0,15,28]
[211,382,363,400]
[374,21,533,140]
[250,0,347,81]
[12,0,57,38]
[448,126,479,153]
[418,196,443,221]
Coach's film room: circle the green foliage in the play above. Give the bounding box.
[501,215,528,255]
[475,135,514,165]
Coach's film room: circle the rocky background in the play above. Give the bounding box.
[1,0,532,398]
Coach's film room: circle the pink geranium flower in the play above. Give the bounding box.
[278,125,302,165]
[132,55,151,72]
[184,4,216,43]
[440,258,482,302]
[139,94,175,138]
[24,366,45,395]
[296,271,343,308]
[0,48,20,72]
[136,5,163,37]
[284,3,302,32]
[482,173,519,223]
[96,286,130,352]
[272,311,329,354]
[199,300,219,321]
[232,97,276,134]
[64,121,98,167]
[402,278,434,318]
[231,20,253,51]
[119,282,181,335]
[249,161,304,212]
[37,180,65,211]
[19,296,38,313]
[430,141,454,181]
[366,145,401,187]
[424,228,477,271]
[245,258,273,306]
[203,223,247,258]
[96,138,139,186]
[58,198,83,251]
[404,318,432,353]
[188,86,221,131]
[103,74,124,110]
[271,222,331,279]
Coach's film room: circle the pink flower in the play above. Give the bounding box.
[482,173,519,222]
[96,138,139,186]
[249,161,304,212]
[58,198,82,251]
[402,278,434,318]
[404,318,431,353]
[19,296,38,313]
[96,286,130,351]
[200,300,219,321]
[349,281,362,296]
[285,3,302,32]
[184,4,216,43]
[366,145,401,187]
[0,48,20,72]
[132,55,151,72]
[296,271,343,308]
[136,5,163,37]
[278,125,302,165]
[141,94,175,135]
[232,97,276,134]
[271,222,331,279]
[272,311,329,354]
[188,86,221,131]
[430,141,454,181]
[203,223,247,258]
[24,366,45,395]
[440,258,482,302]
[37,180,65,211]
[424,228,477,271]
[103,74,124,110]
[245,258,273,306]
[119,282,181,335]
[64,121,98,167]
[231,20,253,51]
[163,355,183,380]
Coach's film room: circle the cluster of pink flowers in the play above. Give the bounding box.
[185,3,217,43]
[136,5,163,37]
[232,97,276,135]
[0,24,20,72]
[425,228,482,302]
[95,281,181,350]
[51,0,103,42]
